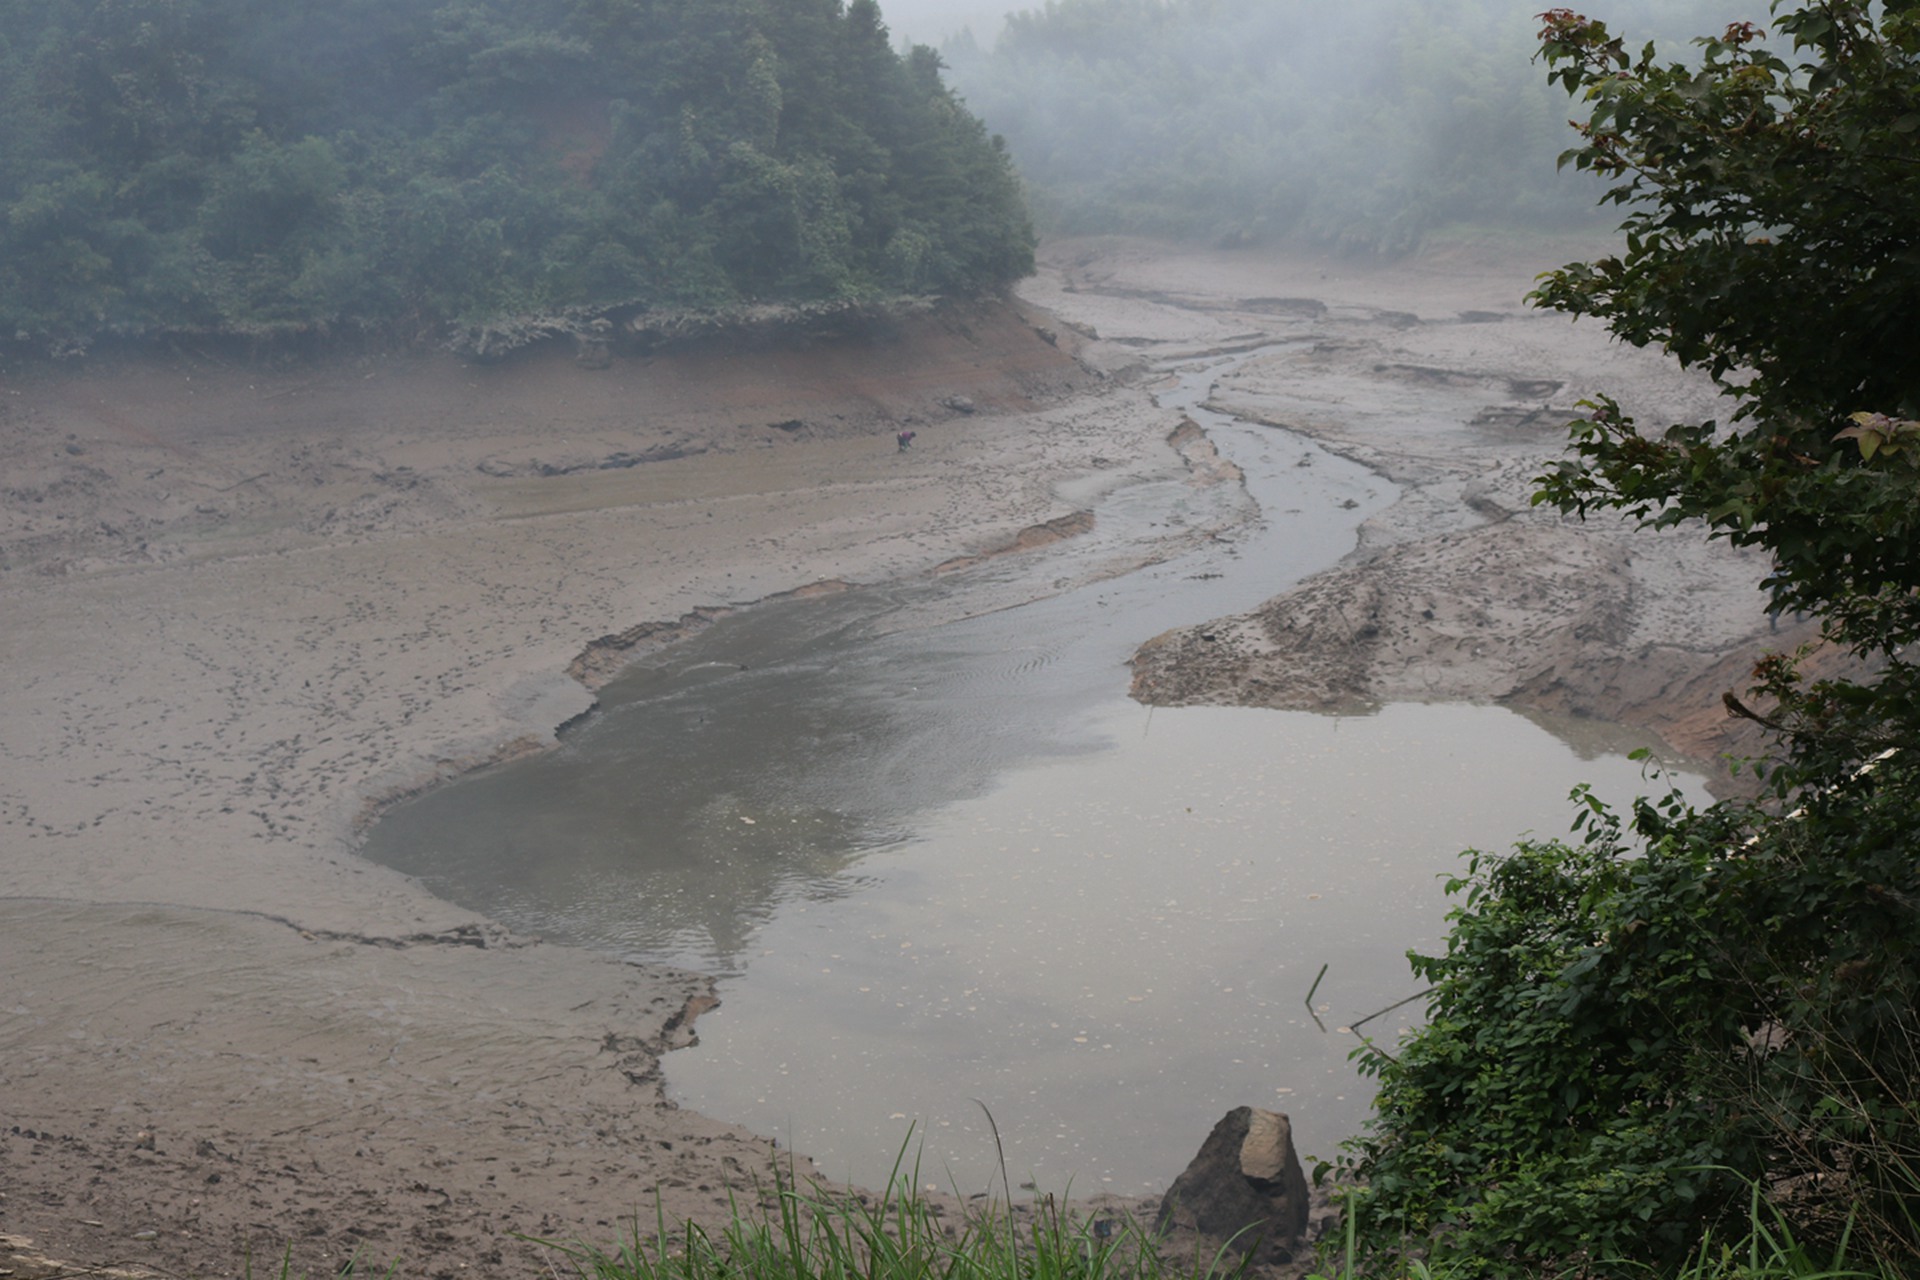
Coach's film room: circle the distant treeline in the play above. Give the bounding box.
[942,0,1750,253]
[0,0,1034,350]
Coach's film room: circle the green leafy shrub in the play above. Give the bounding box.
[1343,781,1752,1272]
[1346,759,1920,1275]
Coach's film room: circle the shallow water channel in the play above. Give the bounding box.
[361,353,1709,1195]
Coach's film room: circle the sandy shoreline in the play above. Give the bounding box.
[2,239,1789,1278]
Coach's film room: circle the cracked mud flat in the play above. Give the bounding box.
[1,239,1791,1279]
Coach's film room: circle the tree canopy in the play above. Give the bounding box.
[1342,2,1920,1272]
[0,0,1035,352]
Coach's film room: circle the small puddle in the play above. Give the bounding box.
[360,349,1708,1194]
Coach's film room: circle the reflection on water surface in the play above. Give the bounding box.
[668,700,1704,1193]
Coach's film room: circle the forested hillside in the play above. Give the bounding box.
[942,0,1746,252]
[0,0,1034,352]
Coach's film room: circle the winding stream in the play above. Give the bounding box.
[361,349,1707,1194]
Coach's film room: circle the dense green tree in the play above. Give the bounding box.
[0,0,1035,350]
[1344,2,1920,1273]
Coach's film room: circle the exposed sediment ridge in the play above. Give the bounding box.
[1021,234,1788,787]
[569,605,738,688]
[1127,523,1814,779]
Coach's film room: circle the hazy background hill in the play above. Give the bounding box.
[935,0,1752,252]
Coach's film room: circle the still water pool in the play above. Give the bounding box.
[666,698,1699,1194]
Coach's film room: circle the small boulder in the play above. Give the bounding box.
[1154,1107,1310,1263]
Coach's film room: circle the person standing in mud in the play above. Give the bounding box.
[897,429,916,452]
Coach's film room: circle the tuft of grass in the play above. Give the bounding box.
[1306,1177,1904,1280]
[242,1242,395,1280]
[526,1155,1249,1280]
[1650,1181,1879,1280]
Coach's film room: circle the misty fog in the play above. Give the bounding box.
[882,0,1018,44]
[917,0,1762,252]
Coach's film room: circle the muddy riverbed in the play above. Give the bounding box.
[2,235,1786,1278]
[362,338,1716,1191]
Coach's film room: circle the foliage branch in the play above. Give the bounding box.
[1338,3,1920,1274]
[1529,0,1920,663]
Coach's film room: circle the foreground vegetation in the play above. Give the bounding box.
[0,0,1034,351]
[534,1170,1237,1280]
[525,1173,1907,1280]
[1340,1,1920,1275]
[256,1171,1912,1280]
